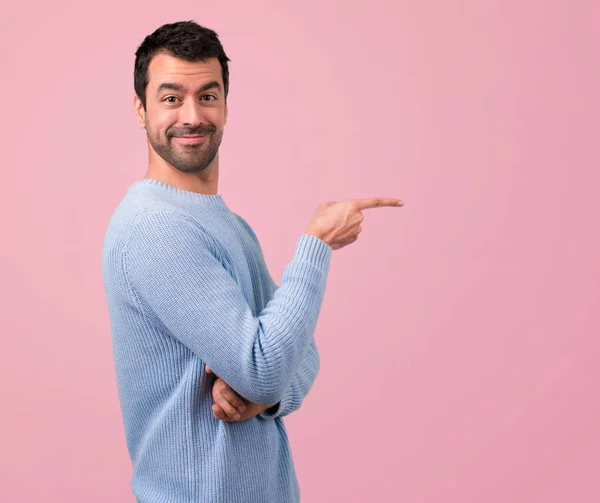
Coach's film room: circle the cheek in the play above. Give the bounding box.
[148,111,177,136]
[207,109,227,128]
[152,122,173,140]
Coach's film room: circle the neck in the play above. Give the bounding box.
[144,150,220,196]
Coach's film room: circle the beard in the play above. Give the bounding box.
[146,122,224,174]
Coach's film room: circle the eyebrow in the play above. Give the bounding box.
[155,80,222,97]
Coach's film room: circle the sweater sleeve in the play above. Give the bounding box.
[123,210,331,406]
[233,213,322,418]
[256,271,321,419]
[258,336,320,419]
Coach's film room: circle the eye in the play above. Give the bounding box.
[202,95,217,101]
[163,96,179,103]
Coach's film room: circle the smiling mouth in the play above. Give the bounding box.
[174,135,207,145]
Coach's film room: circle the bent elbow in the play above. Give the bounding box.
[244,379,288,407]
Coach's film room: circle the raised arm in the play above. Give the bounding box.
[232,215,321,418]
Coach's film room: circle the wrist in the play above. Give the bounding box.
[304,231,330,247]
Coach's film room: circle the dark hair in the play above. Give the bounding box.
[134,20,231,110]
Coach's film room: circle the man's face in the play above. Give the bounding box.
[135,52,228,173]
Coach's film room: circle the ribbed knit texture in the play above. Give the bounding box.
[101,179,332,503]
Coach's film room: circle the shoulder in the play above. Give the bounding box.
[232,213,261,245]
[123,210,220,256]
[128,209,200,233]
[119,210,228,286]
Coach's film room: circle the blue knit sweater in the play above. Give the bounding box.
[101,179,331,503]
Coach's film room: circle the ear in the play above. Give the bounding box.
[224,102,228,125]
[133,93,146,128]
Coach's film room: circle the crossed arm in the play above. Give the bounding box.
[208,334,320,422]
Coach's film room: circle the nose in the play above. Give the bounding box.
[179,98,203,126]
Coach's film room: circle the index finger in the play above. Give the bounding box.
[351,198,404,210]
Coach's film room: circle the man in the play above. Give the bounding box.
[101,20,403,503]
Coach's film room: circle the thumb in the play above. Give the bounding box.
[205,365,212,374]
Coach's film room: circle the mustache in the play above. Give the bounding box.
[169,124,216,137]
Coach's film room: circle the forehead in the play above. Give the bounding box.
[147,52,223,90]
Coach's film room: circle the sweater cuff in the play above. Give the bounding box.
[258,384,300,420]
[258,402,283,419]
[293,234,332,275]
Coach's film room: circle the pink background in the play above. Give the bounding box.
[1,1,599,502]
